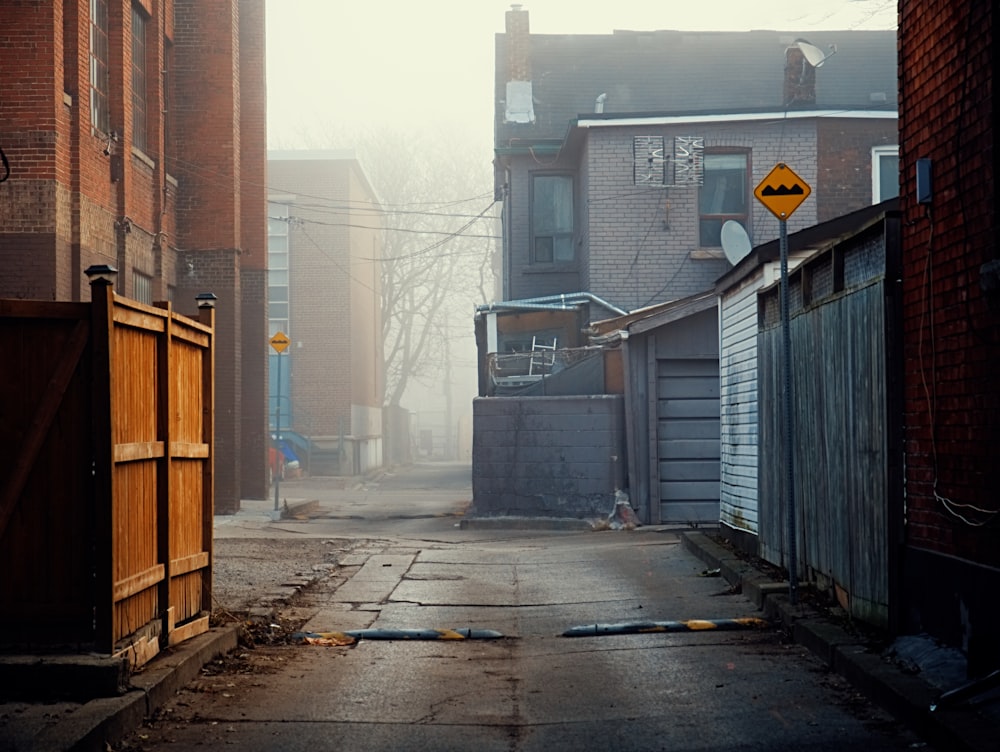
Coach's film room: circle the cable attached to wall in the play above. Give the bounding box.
[918,204,998,527]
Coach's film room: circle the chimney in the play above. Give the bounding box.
[503,5,535,124]
[506,4,530,81]
[783,45,816,108]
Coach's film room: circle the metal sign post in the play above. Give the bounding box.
[754,163,811,606]
[270,332,291,512]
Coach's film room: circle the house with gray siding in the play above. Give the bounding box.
[494,6,898,315]
[476,7,898,523]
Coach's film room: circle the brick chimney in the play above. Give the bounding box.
[783,44,816,107]
[503,5,535,124]
[506,4,530,82]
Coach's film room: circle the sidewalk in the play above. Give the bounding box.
[680,530,1000,752]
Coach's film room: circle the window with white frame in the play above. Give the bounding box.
[268,202,291,337]
[872,146,900,203]
[531,174,574,263]
[699,151,749,247]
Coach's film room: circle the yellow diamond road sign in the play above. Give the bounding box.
[270,331,290,353]
[754,163,811,220]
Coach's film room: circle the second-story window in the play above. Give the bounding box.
[90,0,110,135]
[872,145,900,203]
[531,174,574,263]
[699,152,749,247]
[131,5,149,153]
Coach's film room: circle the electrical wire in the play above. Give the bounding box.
[918,205,998,527]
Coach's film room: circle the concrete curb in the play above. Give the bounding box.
[26,627,239,752]
[680,531,997,752]
[459,516,596,531]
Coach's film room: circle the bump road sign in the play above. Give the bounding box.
[754,162,811,220]
[270,331,290,353]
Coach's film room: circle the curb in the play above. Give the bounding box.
[459,516,596,531]
[680,531,997,752]
[26,627,239,752]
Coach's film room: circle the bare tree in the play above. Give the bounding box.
[350,127,497,408]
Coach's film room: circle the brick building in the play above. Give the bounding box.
[0,0,269,511]
[267,152,385,476]
[494,6,898,312]
[898,0,998,674]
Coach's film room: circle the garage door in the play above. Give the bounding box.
[656,359,720,523]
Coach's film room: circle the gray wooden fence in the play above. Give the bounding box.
[758,213,901,628]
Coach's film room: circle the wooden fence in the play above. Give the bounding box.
[0,281,214,665]
[757,214,902,629]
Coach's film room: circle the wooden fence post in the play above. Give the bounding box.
[197,295,216,614]
[88,268,116,653]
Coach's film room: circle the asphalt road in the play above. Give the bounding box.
[120,463,928,752]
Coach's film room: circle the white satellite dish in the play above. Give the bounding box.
[795,39,837,68]
[721,221,752,265]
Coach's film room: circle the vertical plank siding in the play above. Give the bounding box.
[720,276,764,534]
[0,294,213,658]
[758,227,891,627]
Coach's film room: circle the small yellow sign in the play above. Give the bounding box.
[270,331,290,353]
[754,163,811,220]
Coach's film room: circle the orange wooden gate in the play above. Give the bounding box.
[0,281,214,665]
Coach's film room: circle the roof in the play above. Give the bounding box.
[715,197,899,293]
[495,28,898,147]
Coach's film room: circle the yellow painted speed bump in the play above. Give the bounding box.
[562,617,769,638]
[294,627,505,644]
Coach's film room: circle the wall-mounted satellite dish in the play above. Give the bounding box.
[721,220,752,265]
[794,39,837,68]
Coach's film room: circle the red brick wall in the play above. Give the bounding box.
[816,119,898,221]
[1,0,268,508]
[899,0,997,565]
[171,0,240,251]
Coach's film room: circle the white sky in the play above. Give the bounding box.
[265,0,897,149]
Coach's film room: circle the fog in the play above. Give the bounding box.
[264,1,896,458]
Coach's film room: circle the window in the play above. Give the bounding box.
[531,175,574,263]
[699,152,749,247]
[268,202,291,336]
[872,146,900,202]
[131,6,148,153]
[132,271,152,304]
[90,0,110,135]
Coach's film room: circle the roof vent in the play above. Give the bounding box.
[870,92,888,103]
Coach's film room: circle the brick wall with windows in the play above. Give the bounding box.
[267,156,384,454]
[0,0,268,511]
[898,0,997,673]
[816,118,898,221]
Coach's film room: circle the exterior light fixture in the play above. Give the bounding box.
[195,292,218,309]
[84,264,119,285]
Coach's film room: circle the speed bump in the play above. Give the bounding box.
[293,627,505,644]
[562,617,769,638]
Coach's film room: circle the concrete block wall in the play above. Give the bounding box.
[471,395,626,518]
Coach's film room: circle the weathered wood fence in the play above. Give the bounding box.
[0,281,214,665]
[757,213,902,629]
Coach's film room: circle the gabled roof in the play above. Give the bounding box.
[495,28,897,147]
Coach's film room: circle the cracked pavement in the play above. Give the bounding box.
[115,463,926,752]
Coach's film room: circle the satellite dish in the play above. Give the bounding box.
[721,221,752,265]
[794,39,837,68]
